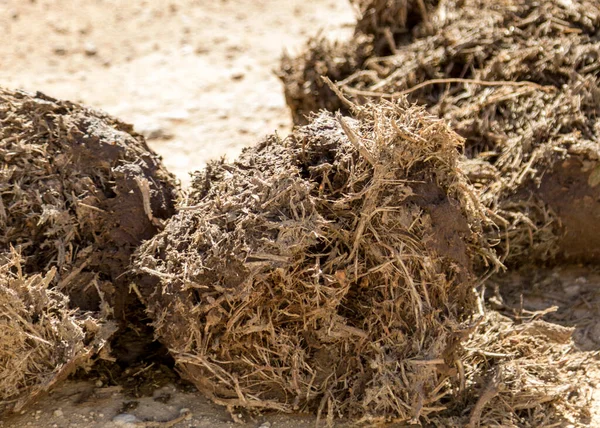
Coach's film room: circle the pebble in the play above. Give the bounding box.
[258,423,272,428]
[84,42,98,56]
[53,409,63,418]
[53,46,67,56]
[112,413,141,427]
[563,284,581,298]
[136,122,173,140]
[230,69,245,80]
[195,45,209,55]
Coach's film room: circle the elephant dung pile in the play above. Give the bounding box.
[280,0,600,266]
[134,99,499,422]
[0,88,178,413]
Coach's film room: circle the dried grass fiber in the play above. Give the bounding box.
[0,250,112,415]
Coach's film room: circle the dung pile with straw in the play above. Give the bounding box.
[280,0,600,266]
[134,100,499,423]
[0,88,178,414]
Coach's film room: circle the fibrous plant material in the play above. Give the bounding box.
[0,88,178,315]
[134,100,498,423]
[0,250,112,415]
[280,0,600,265]
[442,311,592,427]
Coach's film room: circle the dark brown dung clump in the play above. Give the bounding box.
[0,88,178,413]
[280,0,600,266]
[0,88,178,314]
[134,100,497,423]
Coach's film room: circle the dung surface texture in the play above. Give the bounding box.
[280,0,600,266]
[0,88,178,315]
[134,100,497,423]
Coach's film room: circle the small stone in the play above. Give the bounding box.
[95,379,103,388]
[258,423,272,428]
[53,46,67,56]
[195,45,209,55]
[53,409,63,418]
[230,70,245,81]
[84,42,97,56]
[112,413,140,427]
[136,122,173,140]
[563,284,581,298]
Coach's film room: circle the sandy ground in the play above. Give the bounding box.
[1,381,327,428]
[0,0,355,426]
